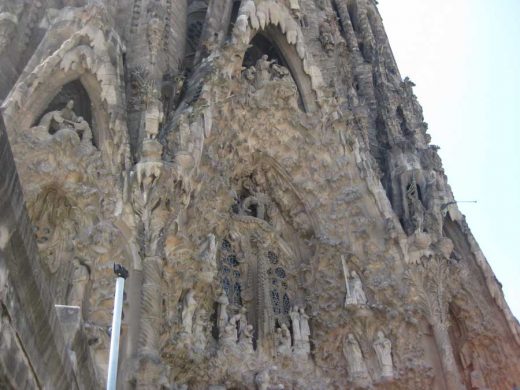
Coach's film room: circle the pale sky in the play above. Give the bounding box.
[378,0,520,320]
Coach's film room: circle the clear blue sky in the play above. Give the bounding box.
[378,0,520,320]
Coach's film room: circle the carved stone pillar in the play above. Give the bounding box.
[408,255,465,390]
[431,320,465,390]
[138,255,164,358]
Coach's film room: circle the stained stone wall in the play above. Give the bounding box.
[0,0,519,389]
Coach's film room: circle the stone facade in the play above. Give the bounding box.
[0,0,519,389]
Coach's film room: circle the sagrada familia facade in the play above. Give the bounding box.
[0,0,519,388]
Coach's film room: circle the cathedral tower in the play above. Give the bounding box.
[0,0,519,388]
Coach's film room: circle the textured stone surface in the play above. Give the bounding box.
[0,0,519,389]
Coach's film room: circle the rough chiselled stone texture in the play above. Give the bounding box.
[0,0,519,389]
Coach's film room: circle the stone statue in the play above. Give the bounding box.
[298,307,311,353]
[181,289,197,335]
[144,96,164,139]
[342,334,370,383]
[350,271,367,305]
[193,309,207,352]
[254,54,274,89]
[220,316,238,350]
[373,331,393,379]
[217,291,229,334]
[39,99,79,134]
[289,306,301,344]
[67,258,89,308]
[237,306,248,339]
[255,366,284,390]
[271,64,290,80]
[200,233,217,267]
[239,324,254,353]
[276,324,292,356]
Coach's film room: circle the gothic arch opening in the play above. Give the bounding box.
[34,80,95,142]
[244,26,318,112]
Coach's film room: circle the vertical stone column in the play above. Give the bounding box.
[138,255,164,357]
[194,0,234,64]
[431,321,465,390]
[356,1,376,62]
[334,0,361,55]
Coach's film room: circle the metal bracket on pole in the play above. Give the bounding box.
[106,263,129,390]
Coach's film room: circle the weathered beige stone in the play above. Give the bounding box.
[0,0,519,389]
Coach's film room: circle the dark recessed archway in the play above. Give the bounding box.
[243,27,318,113]
[34,80,93,128]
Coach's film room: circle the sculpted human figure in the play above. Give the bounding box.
[271,64,290,80]
[298,307,311,354]
[239,324,254,353]
[289,306,301,344]
[254,54,274,89]
[342,334,370,382]
[181,290,197,335]
[193,309,207,352]
[200,233,217,267]
[276,324,292,356]
[220,316,239,350]
[39,99,79,134]
[373,331,394,379]
[145,96,164,139]
[217,291,229,334]
[237,306,248,339]
[350,271,367,305]
[67,258,89,308]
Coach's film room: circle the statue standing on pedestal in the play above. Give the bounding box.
[373,331,394,379]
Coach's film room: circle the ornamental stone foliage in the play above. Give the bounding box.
[0,0,519,389]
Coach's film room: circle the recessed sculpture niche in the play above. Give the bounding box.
[242,32,305,110]
[35,80,96,147]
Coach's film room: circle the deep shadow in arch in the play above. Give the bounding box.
[243,26,318,113]
[34,80,94,135]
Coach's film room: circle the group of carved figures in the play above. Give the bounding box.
[243,55,291,90]
[38,100,93,146]
[343,331,394,383]
[217,292,254,353]
[276,306,310,358]
[339,257,394,381]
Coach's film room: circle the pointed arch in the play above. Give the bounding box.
[231,1,325,113]
[246,26,317,112]
[1,10,129,171]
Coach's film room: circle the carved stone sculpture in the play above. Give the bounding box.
[67,258,89,308]
[276,324,292,356]
[373,331,394,380]
[181,289,197,335]
[193,309,207,352]
[289,306,301,344]
[254,55,274,89]
[342,334,370,385]
[38,100,79,134]
[239,324,254,353]
[217,291,229,335]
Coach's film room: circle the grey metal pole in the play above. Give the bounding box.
[106,264,129,390]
